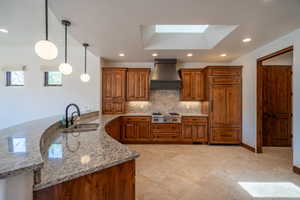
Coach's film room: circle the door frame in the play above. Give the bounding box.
[256,46,293,153]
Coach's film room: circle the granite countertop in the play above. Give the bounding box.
[0,111,207,190]
[34,114,140,191]
[0,116,62,179]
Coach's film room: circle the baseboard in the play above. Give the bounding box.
[241,143,256,152]
[293,166,300,175]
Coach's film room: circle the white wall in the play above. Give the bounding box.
[0,172,33,200]
[231,28,300,167]
[0,10,100,130]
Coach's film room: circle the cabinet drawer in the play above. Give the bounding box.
[209,68,241,76]
[210,128,240,144]
[151,124,181,133]
[210,76,241,84]
[182,117,208,124]
[122,117,151,122]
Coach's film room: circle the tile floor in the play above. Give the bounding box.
[129,145,300,200]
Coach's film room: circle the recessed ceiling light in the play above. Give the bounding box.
[220,54,227,57]
[243,38,252,43]
[187,53,193,57]
[119,53,125,57]
[152,53,158,57]
[0,28,8,33]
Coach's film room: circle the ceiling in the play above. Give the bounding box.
[1,0,300,63]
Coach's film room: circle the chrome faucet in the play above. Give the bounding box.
[65,103,81,128]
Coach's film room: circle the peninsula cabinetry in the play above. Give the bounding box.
[204,66,242,144]
[102,68,127,114]
[121,117,152,143]
[126,68,150,101]
[180,69,204,101]
[34,160,135,200]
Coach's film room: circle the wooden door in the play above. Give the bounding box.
[262,65,292,146]
[127,69,150,101]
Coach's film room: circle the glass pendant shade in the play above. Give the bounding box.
[35,0,57,60]
[59,63,72,75]
[35,40,58,60]
[80,73,90,82]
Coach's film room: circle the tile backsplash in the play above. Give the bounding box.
[126,90,202,114]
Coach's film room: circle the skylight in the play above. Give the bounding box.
[155,25,209,33]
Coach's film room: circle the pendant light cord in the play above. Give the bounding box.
[65,24,67,63]
[84,46,87,73]
[45,0,48,40]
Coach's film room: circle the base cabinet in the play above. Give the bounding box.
[121,117,152,143]
[34,160,135,200]
[181,117,208,143]
[151,123,181,143]
[210,128,241,144]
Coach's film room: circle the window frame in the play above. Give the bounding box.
[6,71,25,87]
[44,71,63,87]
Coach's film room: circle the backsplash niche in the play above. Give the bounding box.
[126,90,203,114]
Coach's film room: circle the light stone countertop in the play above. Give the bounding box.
[0,111,207,190]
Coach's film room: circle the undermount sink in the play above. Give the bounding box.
[62,123,99,133]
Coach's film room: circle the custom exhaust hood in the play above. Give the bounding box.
[150,59,181,90]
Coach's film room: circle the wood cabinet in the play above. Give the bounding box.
[126,68,150,101]
[34,160,135,200]
[204,66,242,144]
[151,123,181,143]
[102,68,127,114]
[180,69,204,101]
[181,116,208,143]
[105,117,121,141]
[121,117,152,143]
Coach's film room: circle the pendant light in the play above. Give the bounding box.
[35,0,58,60]
[80,43,91,82]
[59,20,72,75]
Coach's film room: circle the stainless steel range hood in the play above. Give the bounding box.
[150,59,181,90]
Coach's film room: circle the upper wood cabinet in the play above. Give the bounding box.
[204,66,242,144]
[180,69,204,101]
[126,68,150,101]
[102,68,127,114]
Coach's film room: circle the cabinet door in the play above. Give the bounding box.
[122,122,138,142]
[182,124,193,141]
[193,71,204,100]
[102,69,126,101]
[136,122,152,140]
[181,71,193,100]
[103,102,125,114]
[210,85,227,127]
[210,84,241,127]
[182,123,207,142]
[127,69,150,101]
[192,125,207,142]
[226,84,241,127]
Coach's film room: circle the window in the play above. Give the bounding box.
[44,71,62,86]
[155,25,209,33]
[6,71,25,86]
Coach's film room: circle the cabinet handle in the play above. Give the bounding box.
[211,100,213,112]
